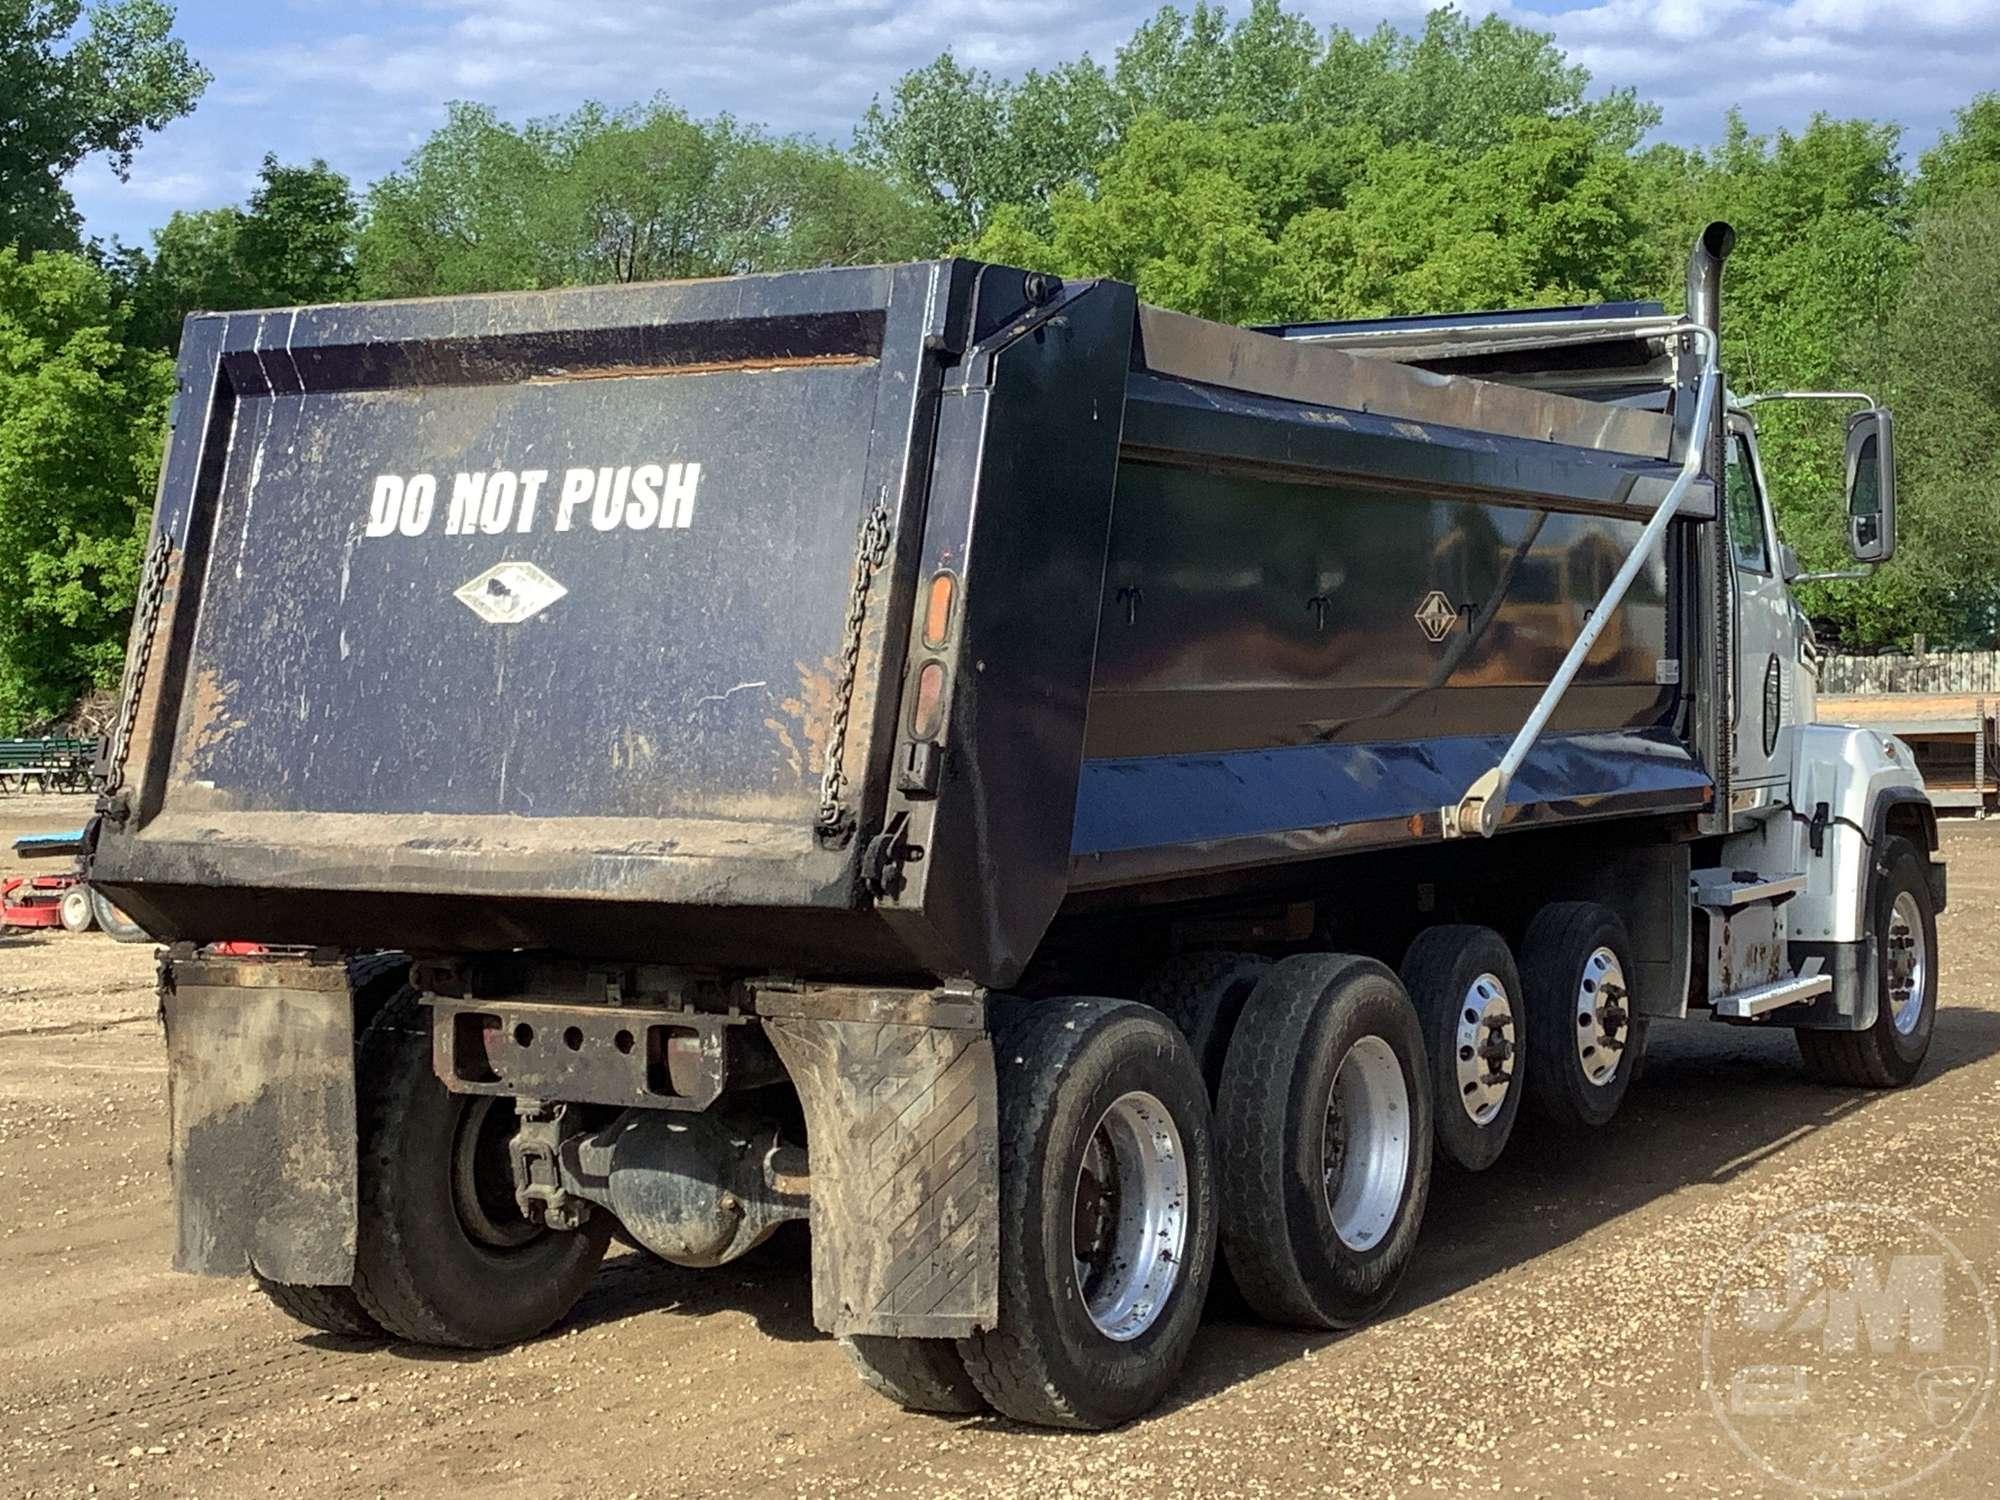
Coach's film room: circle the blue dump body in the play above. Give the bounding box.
[89,262,1716,986]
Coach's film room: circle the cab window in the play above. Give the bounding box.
[1724,430,1770,574]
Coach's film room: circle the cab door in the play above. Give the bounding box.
[1725,416,1792,790]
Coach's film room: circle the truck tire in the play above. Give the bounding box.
[1138,951,1270,1098]
[252,1272,385,1339]
[842,1335,987,1414]
[1521,902,1646,1130]
[1401,926,1524,1172]
[1796,836,1937,1088]
[58,884,95,933]
[89,889,150,943]
[956,998,1217,1429]
[1216,954,1431,1329]
[351,997,611,1348]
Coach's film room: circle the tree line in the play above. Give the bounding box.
[3,0,1998,731]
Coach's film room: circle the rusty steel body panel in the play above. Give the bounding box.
[93,261,1715,988]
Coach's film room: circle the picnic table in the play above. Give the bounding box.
[0,738,95,794]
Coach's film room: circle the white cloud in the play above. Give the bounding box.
[64,0,2000,246]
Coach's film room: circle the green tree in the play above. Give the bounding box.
[0,0,208,252]
[855,53,1120,245]
[865,4,1659,249]
[1857,190,2000,646]
[1302,9,1657,157]
[0,246,172,731]
[1911,93,2000,218]
[1114,0,1319,126]
[127,154,358,349]
[972,111,1650,324]
[360,99,928,299]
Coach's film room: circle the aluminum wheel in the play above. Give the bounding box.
[1887,889,1929,1035]
[450,1095,541,1249]
[1071,1090,1188,1342]
[1454,972,1516,1124]
[1320,1035,1412,1252]
[1574,946,1630,1087]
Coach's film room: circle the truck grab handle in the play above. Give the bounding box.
[1444,317,1722,839]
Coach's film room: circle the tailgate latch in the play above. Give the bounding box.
[863,812,924,898]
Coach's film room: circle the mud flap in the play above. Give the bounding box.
[162,955,358,1284]
[762,992,998,1339]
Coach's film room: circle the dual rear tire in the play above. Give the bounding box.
[955,998,1219,1429]
[1216,955,1432,1329]
[255,993,611,1348]
[926,968,1436,1427]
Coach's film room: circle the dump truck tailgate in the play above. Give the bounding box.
[93,265,984,944]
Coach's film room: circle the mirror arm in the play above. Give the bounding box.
[1794,568,1873,584]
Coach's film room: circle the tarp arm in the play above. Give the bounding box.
[1738,390,1877,410]
[1443,318,1721,840]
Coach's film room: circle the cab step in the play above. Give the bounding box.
[1690,869,1807,909]
[1712,958,1832,1020]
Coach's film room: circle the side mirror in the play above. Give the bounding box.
[1845,407,1895,564]
[1778,542,1802,582]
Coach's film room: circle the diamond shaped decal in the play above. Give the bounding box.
[1414,589,1458,643]
[455,561,567,624]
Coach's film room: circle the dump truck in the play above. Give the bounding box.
[88,221,1943,1429]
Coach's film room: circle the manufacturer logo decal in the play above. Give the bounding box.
[455,561,568,624]
[1415,590,1459,643]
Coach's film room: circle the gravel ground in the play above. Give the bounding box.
[2,799,1997,1498]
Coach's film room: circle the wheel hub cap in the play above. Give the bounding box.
[1888,890,1928,1034]
[1454,972,1516,1124]
[1574,946,1629,1087]
[1072,1091,1187,1341]
[1321,1035,1411,1252]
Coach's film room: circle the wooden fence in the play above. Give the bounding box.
[1820,650,2000,696]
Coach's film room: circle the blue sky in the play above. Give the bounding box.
[67,0,2000,247]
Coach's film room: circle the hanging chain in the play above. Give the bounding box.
[103,536,176,806]
[816,496,894,843]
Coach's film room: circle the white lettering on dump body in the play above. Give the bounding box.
[366,462,704,539]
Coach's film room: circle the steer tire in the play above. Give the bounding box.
[1401,926,1525,1173]
[1216,953,1431,1330]
[956,997,1217,1430]
[842,1335,988,1414]
[351,997,611,1348]
[253,1273,386,1339]
[1796,836,1938,1088]
[1521,902,1646,1131]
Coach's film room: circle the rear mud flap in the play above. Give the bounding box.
[763,998,998,1339]
[162,956,358,1284]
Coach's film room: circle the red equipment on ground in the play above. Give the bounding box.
[1,873,79,928]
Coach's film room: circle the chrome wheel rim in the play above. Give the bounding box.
[1574,946,1630,1088]
[1454,972,1516,1125]
[451,1095,540,1249]
[1888,890,1928,1034]
[1321,1035,1411,1252]
[1072,1091,1187,1341]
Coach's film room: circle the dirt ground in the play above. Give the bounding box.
[3,790,1998,1498]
